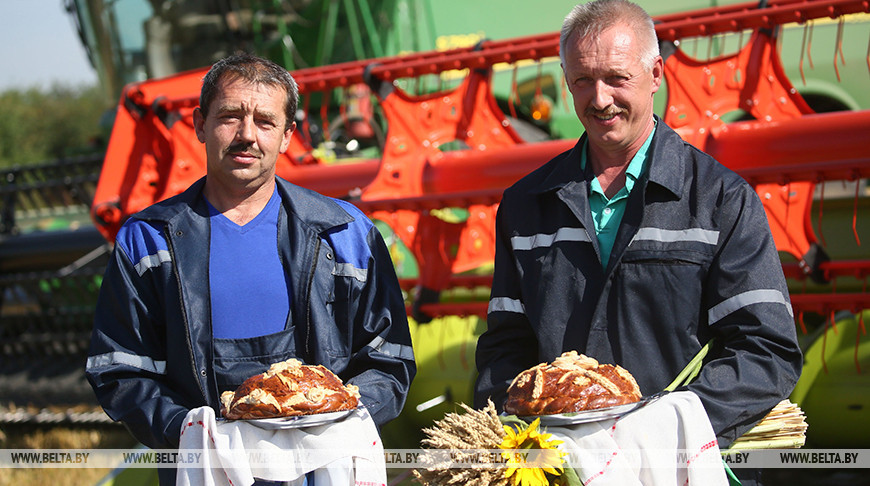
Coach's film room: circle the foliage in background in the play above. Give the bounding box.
[0,83,111,169]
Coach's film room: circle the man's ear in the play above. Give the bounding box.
[279,121,297,153]
[193,107,206,143]
[650,55,664,93]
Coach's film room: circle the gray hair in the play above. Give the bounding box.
[199,52,299,129]
[559,0,660,69]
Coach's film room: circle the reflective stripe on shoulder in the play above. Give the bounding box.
[708,289,793,325]
[332,262,368,283]
[511,228,591,251]
[365,335,415,361]
[86,351,167,375]
[134,249,172,277]
[632,227,719,245]
[488,297,525,315]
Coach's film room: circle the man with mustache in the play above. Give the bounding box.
[86,53,415,485]
[475,1,801,484]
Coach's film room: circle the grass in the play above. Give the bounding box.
[0,424,138,486]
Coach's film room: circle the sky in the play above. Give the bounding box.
[1,0,98,90]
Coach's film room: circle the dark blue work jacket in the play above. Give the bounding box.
[86,177,415,471]
[475,117,802,447]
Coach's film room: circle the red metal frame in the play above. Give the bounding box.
[91,0,870,323]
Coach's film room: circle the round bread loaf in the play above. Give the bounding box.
[504,351,641,416]
[220,359,360,420]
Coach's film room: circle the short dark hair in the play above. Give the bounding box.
[560,0,659,70]
[199,53,299,129]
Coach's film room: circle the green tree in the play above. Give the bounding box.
[0,83,111,168]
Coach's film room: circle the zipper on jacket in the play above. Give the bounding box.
[165,223,208,402]
[303,237,321,362]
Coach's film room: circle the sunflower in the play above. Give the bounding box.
[499,417,565,486]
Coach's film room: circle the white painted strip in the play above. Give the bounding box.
[332,262,368,283]
[86,351,167,375]
[511,227,591,251]
[708,289,793,324]
[365,335,415,361]
[134,250,171,276]
[633,227,719,245]
[488,297,526,315]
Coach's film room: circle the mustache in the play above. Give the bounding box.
[586,106,623,117]
[225,142,263,157]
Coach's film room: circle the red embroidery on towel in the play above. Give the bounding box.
[683,439,720,486]
[179,414,236,486]
[584,451,618,485]
[686,440,718,465]
[583,415,627,485]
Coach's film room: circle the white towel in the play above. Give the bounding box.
[547,391,728,485]
[176,406,386,486]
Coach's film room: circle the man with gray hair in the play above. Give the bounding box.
[476,2,801,483]
[87,53,416,485]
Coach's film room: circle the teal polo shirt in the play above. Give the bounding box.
[581,125,655,267]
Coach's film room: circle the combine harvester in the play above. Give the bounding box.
[0,0,867,454]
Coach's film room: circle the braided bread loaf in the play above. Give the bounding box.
[504,351,641,416]
[220,359,360,420]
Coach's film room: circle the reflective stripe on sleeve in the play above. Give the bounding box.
[511,227,591,251]
[332,262,368,283]
[134,250,172,276]
[708,289,793,325]
[632,227,720,245]
[365,335,415,361]
[488,297,525,315]
[86,351,167,375]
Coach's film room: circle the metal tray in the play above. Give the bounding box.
[229,408,359,430]
[521,394,664,426]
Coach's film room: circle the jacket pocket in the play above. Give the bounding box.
[620,248,712,266]
[616,249,711,340]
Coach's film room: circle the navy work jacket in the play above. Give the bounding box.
[475,117,802,447]
[87,176,415,453]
